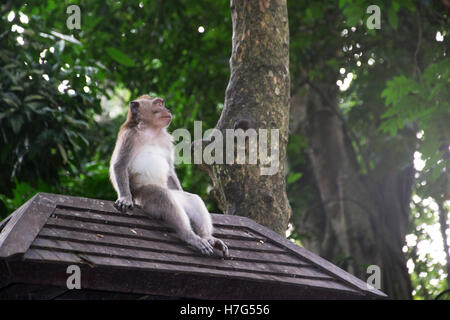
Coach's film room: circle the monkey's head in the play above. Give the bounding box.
[129,95,172,129]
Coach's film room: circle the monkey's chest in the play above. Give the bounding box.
[129,146,171,188]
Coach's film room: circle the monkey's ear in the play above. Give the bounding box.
[130,101,139,114]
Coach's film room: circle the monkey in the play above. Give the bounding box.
[109,95,229,257]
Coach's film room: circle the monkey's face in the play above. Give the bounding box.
[131,97,172,129]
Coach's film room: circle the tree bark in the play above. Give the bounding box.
[437,149,450,289]
[290,82,414,299]
[198,0,291,234]
[438,200,450,289]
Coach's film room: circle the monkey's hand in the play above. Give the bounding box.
[114,196,134,213]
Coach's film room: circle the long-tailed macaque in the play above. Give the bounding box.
[110,95,228,257]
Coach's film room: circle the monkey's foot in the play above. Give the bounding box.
[207,237,229,258]
[190,237,215,256]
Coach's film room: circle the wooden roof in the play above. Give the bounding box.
[0,192,387,299]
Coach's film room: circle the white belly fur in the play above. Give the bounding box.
[130,145,170,188]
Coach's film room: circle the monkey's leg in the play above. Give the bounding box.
[138,185,215,256]
[173,191,229,258]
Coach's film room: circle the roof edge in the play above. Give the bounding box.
[0,192,56,258]
[241,217,388,298]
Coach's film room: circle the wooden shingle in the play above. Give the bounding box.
[0,192,387,299]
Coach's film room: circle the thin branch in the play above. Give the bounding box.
[435,289,450,300]
[413,5,423,77]
[437,147,450,289]
[438,200,450,289]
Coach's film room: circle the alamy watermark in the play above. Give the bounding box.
[173,121,280,176]
[366,264,381,290]
[366,5,381,30]
[66,5,81,30]
[66,264,81,289]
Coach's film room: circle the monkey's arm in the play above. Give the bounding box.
[113,162,132,198]
[111,131,134,211]
[168,169,183,190]
[166,155,183,190]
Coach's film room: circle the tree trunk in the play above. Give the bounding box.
[290,82,414,299]
[198,0,291,234]
[437,149,450,289]
[438,200,450,290]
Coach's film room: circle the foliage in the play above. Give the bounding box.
[0,159,115,215]
[287,0,449,299]
[0,0,232,218]
[0,4,102,207]
[381,59,449,188]
[407,197,449,299]
[0,0,448,299]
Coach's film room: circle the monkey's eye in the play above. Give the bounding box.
[153,110,160,114]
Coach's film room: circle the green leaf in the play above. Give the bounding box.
[105,47,135,67]
[339,0,350,9]
[150,58,162,69]
[57,143,68,163]
[63,115,89,128]
[24,95,44,102]
[343,4,364,26]
[381,76,418,106]
[287,172,303,185]
[388,7,398,29]
[10,115,24,134]
[1,97,19,108]
[10,85,24,92]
